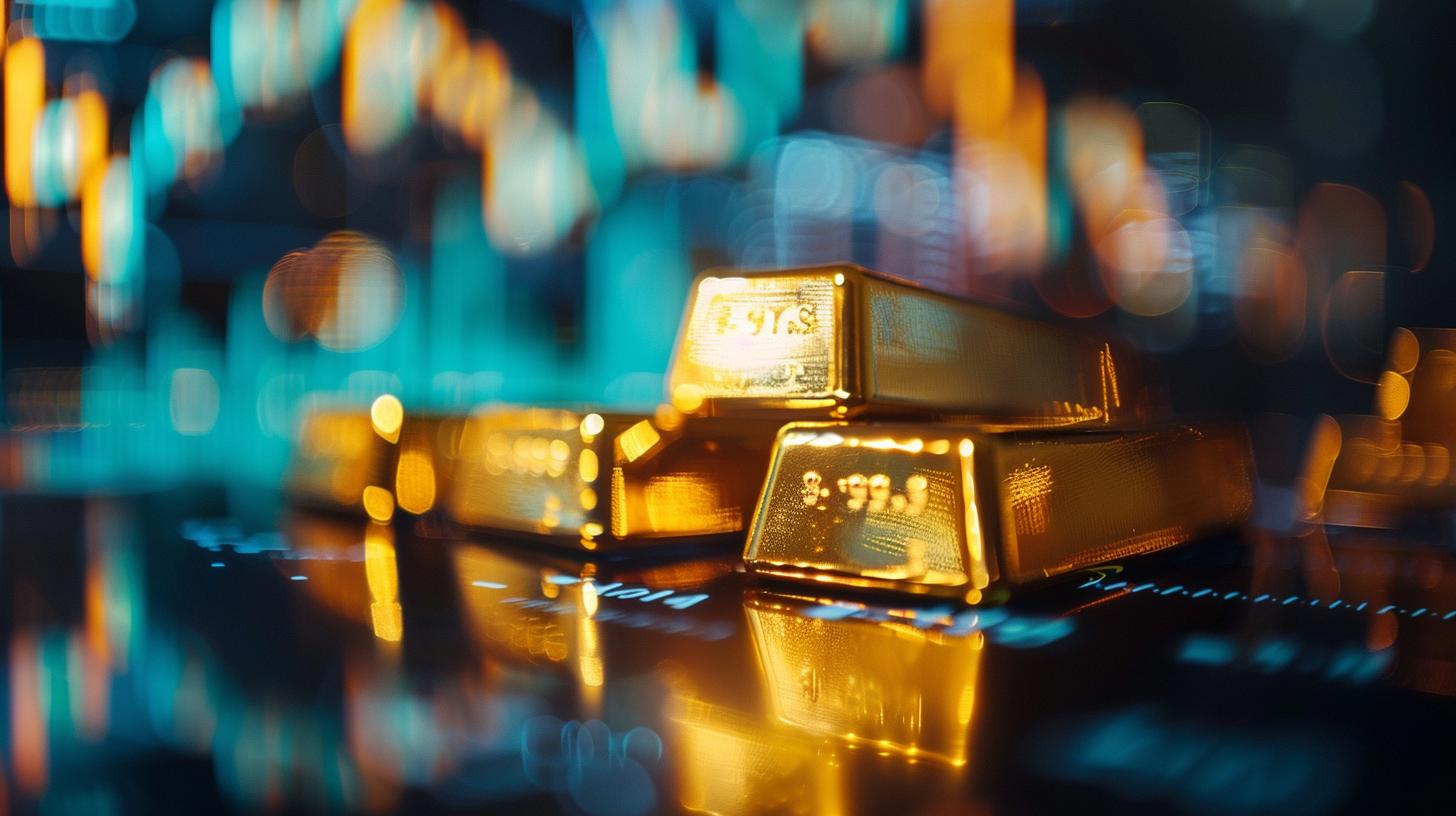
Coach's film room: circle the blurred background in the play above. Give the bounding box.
[0,0,1448,495]
[3,3,1456,814]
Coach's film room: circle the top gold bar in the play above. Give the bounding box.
[666,264,1162,425]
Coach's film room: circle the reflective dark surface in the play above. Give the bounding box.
[4,491,1455,814]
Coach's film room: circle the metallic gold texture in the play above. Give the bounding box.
[745,422,1252,601]
[449,406,780,548]
[667,263,1162,425]
[745,591,982,766]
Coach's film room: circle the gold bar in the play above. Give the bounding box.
[1314,329,1456,526]
[667,263,1161,425]
[744,422,1252,601]
[286,399,464,521]
[447,407,638,545]
[447,407,779,548]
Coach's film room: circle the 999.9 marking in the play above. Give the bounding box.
[800,470,930,515]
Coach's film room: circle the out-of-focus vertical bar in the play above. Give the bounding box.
[5,37,45,206]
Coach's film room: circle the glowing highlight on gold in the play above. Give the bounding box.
[747,422,1252,597]
[668,264,1159,423]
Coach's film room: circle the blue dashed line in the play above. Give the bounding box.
[1079,576,1453,623]
[290,575,308,582]
[472,580,508,589]
[210,562,224,568]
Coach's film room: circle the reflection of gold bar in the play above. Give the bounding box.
[287,404,464,520]
[667,264,1160,424]
[449,407,778,548]
[745,591,982,765]
[671,693,843,815]
[745,422,1252,601]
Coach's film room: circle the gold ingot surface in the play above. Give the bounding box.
[449,407,778,548]
[449,407,639,542]
[745,422,1252,600]
[668,264,1160,424]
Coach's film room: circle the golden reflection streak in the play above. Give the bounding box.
[745,594,983,766]
[364,523,402,644]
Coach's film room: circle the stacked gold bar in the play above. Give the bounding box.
[663,263,1247,596]
[438,262,1174,550]
[290,262,1250,577]
[666,264,1161,425]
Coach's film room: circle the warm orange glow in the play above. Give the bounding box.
[81,165,105,279]
[362,485,396,522]
[9,635,47,794]
[4,37,45,207]
[364,524,403,643]
[394,447,437,514]
[342,0,406,154]
[923,0,1013,128]
[74,89,108,193]
[370,394,404,441]
[615,419,662,463]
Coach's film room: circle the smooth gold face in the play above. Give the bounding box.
[746,424,991,594]
[668,273,843,411]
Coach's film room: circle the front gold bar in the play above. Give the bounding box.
[287,401,464,521]
[448,406,779,548]
[745,422,1252,601]
[667,263,1161,425]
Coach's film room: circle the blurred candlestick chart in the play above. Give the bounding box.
[0,0,1445,494]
